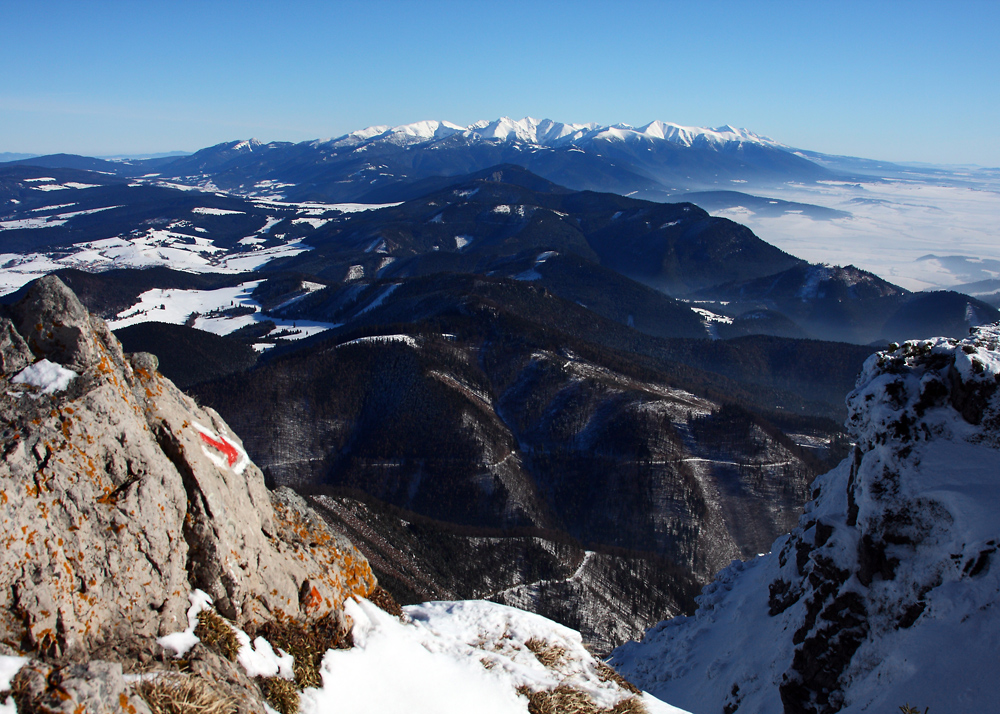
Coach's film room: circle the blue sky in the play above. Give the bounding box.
[2,0,999,165]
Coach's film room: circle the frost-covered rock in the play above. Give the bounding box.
[0,276,376,666]
[611,324,1000,714]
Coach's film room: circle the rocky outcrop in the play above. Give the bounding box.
[611,324,1000,714]
[0,277,375,669]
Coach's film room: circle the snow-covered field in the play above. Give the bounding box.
[711,179,1000,291]
[108,281,339,350]
[0,188,399,296]
[0,233,312,295]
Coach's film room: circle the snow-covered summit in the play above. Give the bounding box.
[589,121,782,148]
[230,138,265,153]
[323,120,467,148]
[321,117,784,152]
[465,116,597,145]
[612,323,1000,714]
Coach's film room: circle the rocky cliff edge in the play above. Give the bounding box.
[0,276,377,710]
[612,324,1000,714]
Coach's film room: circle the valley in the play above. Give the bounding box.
[1,116,997,712]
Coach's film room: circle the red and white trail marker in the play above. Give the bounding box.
[192,422,250,474]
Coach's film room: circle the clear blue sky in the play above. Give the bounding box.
[3,0,999,165]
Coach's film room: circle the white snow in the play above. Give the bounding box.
[191,207,245,216]
[0,216,67,230]
[234,631,295,680]
[454,235,471,249]
[376,256,396,276]
[156,589,294,681]
[592,121,782,149]
[364,238,387,254]
[157,589,214,658]
[0,205,121,231]
[30,182,99,191]
[346,265,365,281]
[514,251,557,281]
[337,334,418,349]
[356,283,400,315]
[108,281,338,342]
[291,217,330,229]
[30,203,75,212]
[328,117,776,151]
[613,324,1000,714]
[690,307,733,339]
[322,202,402,214]
[300,598,688,714]
[56,205,121,219]
[0,218,315,296]
[0,655,28,714]
[12,359,77,394]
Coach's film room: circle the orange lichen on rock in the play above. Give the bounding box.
[2,276,378,671]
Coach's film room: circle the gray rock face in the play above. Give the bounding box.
[0,276,377,663]
[0,318,32,375]
[13,660,154,714]
[11,274,96,372]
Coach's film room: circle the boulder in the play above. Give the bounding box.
[11,274,96,372]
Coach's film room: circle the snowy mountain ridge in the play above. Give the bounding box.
[612,322,1000,713]
[317,117,782,151]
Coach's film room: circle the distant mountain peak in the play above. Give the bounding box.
[322,117,783,152]
[230,138,264,152]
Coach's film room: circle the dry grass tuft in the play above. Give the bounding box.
[194,610,241,661]
[518,684,647,714]
[258,676,300,714]
[594,660,642,695]
[8,665,50,714]
[525,637,566,669]
[523,684,600,714]
[251,614,351,689]
[367,585,404,618]
[135,675,236,714]
[608,696,648,714]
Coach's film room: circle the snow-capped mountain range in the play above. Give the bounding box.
[319,117,784,151]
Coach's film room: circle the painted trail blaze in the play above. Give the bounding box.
[192,421,249,473]
[198,431,239,467]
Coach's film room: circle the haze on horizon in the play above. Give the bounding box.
[2,0,999,167]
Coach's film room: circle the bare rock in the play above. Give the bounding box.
[11,274,96,371]
[0,276,377,662]
[128,351,159,374]
[12,660,153,714]
[0,318,32,375]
